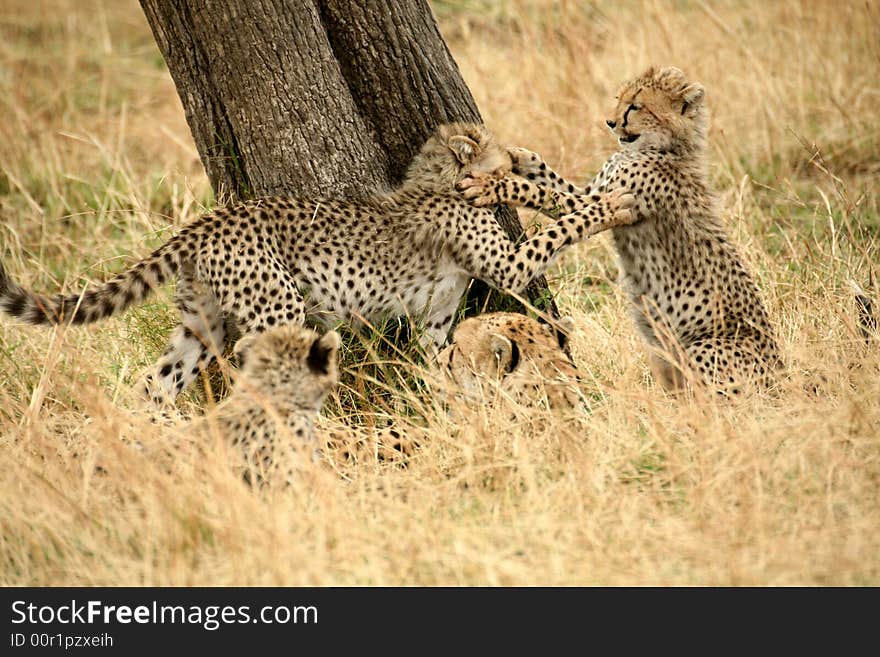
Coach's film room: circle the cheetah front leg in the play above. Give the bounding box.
[451,188,635,293]
[459,172,606,221]
[508,147,588,196]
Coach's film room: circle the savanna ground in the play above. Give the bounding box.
[1,0,878,585]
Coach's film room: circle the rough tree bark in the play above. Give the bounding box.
[138,0,558,322]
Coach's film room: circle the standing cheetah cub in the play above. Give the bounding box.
[461,67,782,393]
[0,122,634,406]
[193,323,340,486]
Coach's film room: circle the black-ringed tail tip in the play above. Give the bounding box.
[0,244,180,326]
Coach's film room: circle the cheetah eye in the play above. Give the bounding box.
[628,103,640,112]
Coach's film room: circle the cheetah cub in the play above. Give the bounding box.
[0,122,634,407]
[435,312,582,410]
[192,323,340,486]
[461,67,782,393]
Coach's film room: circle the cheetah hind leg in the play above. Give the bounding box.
[690,337,782,395]
[419,279,468,356]
[654,337,777,395]
[224,257,306,335]
[137,274,226,410]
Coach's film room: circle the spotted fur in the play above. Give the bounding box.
[460,67,782,393]
[320,421,416,466]
[0,123,633,406]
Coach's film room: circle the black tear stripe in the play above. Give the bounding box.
[622,90,642,129]
[506,340,521,373]
[555,328,568,351]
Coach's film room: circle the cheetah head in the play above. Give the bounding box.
[233,325,340,412]
[404,122,512,192]
[435,312,582,410]
[606,66,708,152]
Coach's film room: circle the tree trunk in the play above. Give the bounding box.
[138,0,557,319]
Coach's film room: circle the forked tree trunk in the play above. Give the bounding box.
[138,0,558,320]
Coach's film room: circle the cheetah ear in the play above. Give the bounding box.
[448,135,480,164]
[640,65,659,80]
[490,333,519,374]
[554,316,576,351]
[679,83,705,112]
[656,66,686,85]
[233,334,259,365]
[307,331,340,375]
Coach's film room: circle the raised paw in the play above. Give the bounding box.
[456,172,502,207]
[508,147,544,177]
[605,189,638,226]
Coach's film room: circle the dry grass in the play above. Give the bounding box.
[1,0,878,585]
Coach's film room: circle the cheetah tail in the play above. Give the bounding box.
[0,241,182,327]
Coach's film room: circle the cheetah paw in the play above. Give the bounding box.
[606,189,637,226]
[508,147,544,177]
[456,172,501,207]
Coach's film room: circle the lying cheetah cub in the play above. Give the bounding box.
[435,312,581,409]
[461,67,782,393]
[322,312,583,466]
[0,123,634,406]
[192,323,340,486]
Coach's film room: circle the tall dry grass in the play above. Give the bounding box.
[1,0,878,585]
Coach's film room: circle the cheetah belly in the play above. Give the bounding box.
[367,257,469,337]
[612,222,671,347]
[294,255,468,331]
[403,259,470,319]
